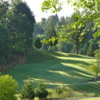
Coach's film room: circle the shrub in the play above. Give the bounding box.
[34,37,42,49]
[0,74,18,100]
[35,81,48,99]
[20,78,35,99]
[55,85,71,98]
[55,85,66,94]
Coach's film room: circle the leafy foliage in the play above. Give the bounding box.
[7,0,35,54]
[0,75,18,100]
[0,24,12,64]
[0,0,9,24]
[20,78,35,99]
[42,23,58,51]
[42,37,58,51]
[41,0,62,13]
[89,49,100,81]
[58,11,86,54]
[41,0,100,39]
[87,39,98,56]
[34,37,42,49]
[55,85,71,98]
[35,81,48,99]
[56,41,72,53]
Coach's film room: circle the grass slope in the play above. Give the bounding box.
[3,50,98,93]
[81,97,100,100]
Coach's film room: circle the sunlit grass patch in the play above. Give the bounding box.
[3,51,96,92]
[68,81,100,93]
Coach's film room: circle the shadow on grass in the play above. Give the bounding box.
[58,59,91,66]
[46,51,93,59]
[4,51,94,91]
[68,81,100,93]
[67,54,93,59]
[29,62,92,89]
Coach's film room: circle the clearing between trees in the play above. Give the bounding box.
[3,50,100,99]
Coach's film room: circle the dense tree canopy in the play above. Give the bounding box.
[0,24,11,64]
[7,0,35,54]
[35,12,99,54]
[41,0,100,39]
[0,0,35,69]
[42,24,58,51]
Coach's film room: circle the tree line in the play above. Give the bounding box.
[0,0,35,66]
[34,12,99,56]
[0,0,100,70]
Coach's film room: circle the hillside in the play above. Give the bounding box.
[3,50,99,94]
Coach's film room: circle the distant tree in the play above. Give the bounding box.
[85,20,95,40]
[41,18,48,30]
[41,0,100,39]
[59,11,86,54]
[42,25,58,51]
[79,42,89,55]
[34,23,44,35]
[42,37,58,51]
[34,37,42,49]
[57,41,72,53]
[47,14,59,27]
[89,49,100,81]
[59,16,66,26]
[55,16,66,32]
[87,39,98,56]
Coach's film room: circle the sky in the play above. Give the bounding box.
[23,0,74,22]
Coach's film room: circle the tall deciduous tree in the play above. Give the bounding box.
[0,0,12,64]
[87,39,98,56]
[0,24,12,64]
[7,0,35,54]
[90,49,100,81]
[47,14,59,27]
[41,0,100,38]
[58,12,86,54]
[42,24,58,51]
[0,0,9,24]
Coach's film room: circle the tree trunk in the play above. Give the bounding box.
[76,47,79,54]
[49,46,52,51]
[95,73,98,81]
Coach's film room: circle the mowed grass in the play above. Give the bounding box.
[3,51,99,93]
[80,97,100,100]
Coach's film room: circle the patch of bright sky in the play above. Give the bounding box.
[24,0,74,22]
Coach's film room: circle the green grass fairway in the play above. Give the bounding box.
[3,51,98,92]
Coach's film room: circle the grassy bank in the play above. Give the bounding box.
[3,50,100,99]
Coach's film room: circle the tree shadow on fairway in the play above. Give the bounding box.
[28,55,93,89]
[4,51,94,91]
[47,51,69,57]
[67,54,93,59]
[31,62,93,88]
[47,64,92,80]
[47,51,93,59]
[68,81,100,93]
[59,59,90,66]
